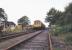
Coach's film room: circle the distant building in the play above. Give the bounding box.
[0,17,5,26]
[2,21,16,31]
[7,22,16,29]
[23,25,33,29]
[18,24,33,32]
[0,17,6,31]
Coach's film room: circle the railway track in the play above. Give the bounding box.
[0,30,42,50]
[0,30,53,50]
[8,30,50,50]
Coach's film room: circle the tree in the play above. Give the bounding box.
[45,8,63,25]
[65,3,72,14]
[64,3,72,25]
[57,3,72,25]
[0,8,7,21]
[18,16,30,29]
[45,2,72,34]
[45,8,56,25]
[0,8,7,32]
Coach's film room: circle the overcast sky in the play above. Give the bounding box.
[0,0,72,26]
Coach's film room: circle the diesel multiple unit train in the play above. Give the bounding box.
[33,20,45,30]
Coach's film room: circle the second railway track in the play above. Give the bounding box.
[0,32,28,42]
[0,30,36,42]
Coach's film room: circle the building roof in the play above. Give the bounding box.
[2,21,16,26]
[7,22,15,26]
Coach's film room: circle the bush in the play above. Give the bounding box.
[64,35,72,45]
[52,26,63,36]
[52,24,72,36]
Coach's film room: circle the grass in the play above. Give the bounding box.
[54,48,62,50]
[54,32,72,45]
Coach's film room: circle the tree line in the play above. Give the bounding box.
[46,3,72,26]
[0,8,30,32]
[45,2,72,35]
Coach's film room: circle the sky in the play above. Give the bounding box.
[0,0,72,27]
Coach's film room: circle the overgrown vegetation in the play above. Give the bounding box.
[65,35,72,45]
[45,3,72,45]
